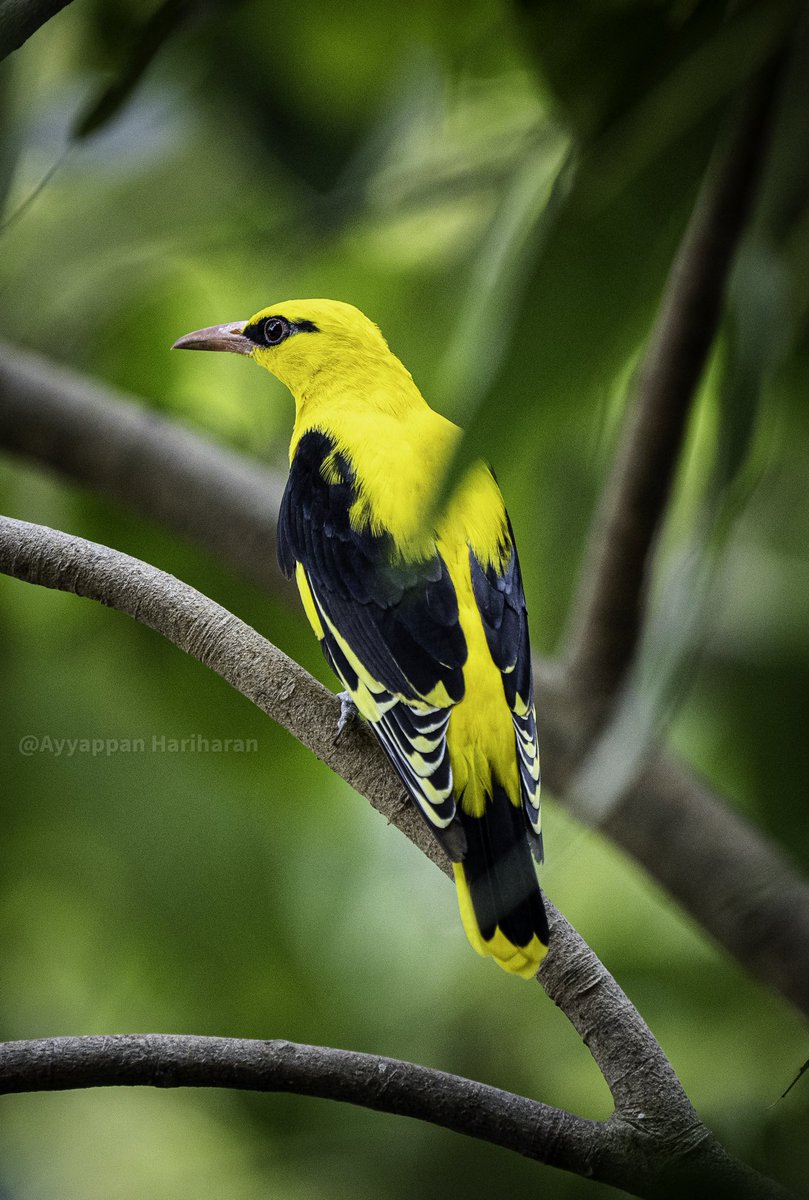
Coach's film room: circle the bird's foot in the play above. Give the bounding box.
[335,690,359,742]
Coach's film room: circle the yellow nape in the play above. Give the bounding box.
[453,864,548,980]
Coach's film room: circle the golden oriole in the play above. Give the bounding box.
[174,300,548,977]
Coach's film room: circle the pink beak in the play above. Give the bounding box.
[172,321,253,355]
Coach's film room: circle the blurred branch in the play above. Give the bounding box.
[2,349,809,1019]
[534,673,809,1022]
[0,0,71,61]
[602,752,809,1018]
[0,516,795,1200]
[565,45,788,724]
[0,342,285,593]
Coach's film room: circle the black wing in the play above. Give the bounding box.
[278,430,468,841]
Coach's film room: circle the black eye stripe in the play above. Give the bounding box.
[241,315,320,346]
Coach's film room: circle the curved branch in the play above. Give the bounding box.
[0,1034,790,1199]
[0,517,683,1102]
[0,1035,605,1178]
[0,514,441,869]
[2,349,809,1020]
[565,47,788,717]
[0,520,796,1199]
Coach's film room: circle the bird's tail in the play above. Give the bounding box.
[452,783,549,979]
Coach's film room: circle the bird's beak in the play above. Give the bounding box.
[172,321,253,355]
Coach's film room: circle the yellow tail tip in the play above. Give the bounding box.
[452,863,548,980]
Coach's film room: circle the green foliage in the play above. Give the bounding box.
[1,1,808,1196]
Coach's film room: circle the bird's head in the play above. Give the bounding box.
[173,298,397,398]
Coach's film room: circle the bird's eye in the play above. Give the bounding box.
[263,317,289,346]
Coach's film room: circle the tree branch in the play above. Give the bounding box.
[2,348,809,1019]
[0,1033,792,1199]
[565,46,788,721]
[0,517,795,1200]
[536,682,809,1022]
[0,514,443,868]
[0,516,686,1095]
[0,1035,606,1180]
[0,0,73,61]
[0,343,285,593]
[602,753,809,1018]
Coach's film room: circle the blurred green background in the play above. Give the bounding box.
[1,1,808,1197]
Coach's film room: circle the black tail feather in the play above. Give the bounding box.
[455,783,549,970]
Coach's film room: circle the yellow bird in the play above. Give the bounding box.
[174,300,548,978]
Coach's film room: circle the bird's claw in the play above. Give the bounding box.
[335,690,359,742]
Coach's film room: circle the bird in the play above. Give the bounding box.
[173,299,549,978]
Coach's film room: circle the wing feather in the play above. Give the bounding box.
[469,517,542,859]
[278,430,467,847]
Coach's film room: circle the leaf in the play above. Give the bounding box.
[71,0,197,141]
